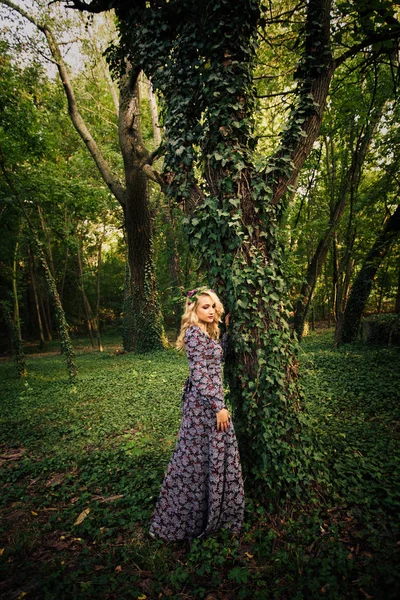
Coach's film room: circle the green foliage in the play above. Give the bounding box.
[0,331,399,598]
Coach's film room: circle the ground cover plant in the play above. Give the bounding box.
[0,330,399,599]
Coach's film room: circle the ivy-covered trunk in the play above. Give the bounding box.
[119,74,167,353]
[109,0,333,496]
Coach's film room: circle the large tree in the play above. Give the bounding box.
[61,0,400,496]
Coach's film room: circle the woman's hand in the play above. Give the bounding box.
[225,312,231,327]
[216,408,230,432]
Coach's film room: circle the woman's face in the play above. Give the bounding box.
[196,295,216,325]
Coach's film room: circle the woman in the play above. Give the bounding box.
[149,287,245,541]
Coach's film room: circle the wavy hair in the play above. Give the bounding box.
[176,288,224,350]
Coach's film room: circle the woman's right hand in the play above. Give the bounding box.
[216,408,230,432]
[225,313,231,327]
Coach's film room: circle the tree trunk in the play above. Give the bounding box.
[41,292,53,341]
[77,238,103,351]
[12,240,22,342]
[118,69,167,353]
[95,225,105,330]
[37,205,56,279]
[28,247,45,350]
[76,240,96,348]
[340,204,400,344]
[395,264,400,314]
[60,208,70,302]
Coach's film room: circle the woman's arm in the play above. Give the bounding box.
[185,327,226,413]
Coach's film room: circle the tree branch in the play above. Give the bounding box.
[335,27,400,68]
[0,0,127,206]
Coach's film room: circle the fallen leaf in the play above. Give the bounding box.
[31,511,38,516]
[244,552,254,559]
[115,565,123,572]
[0,548,4,556]
[46,474,65,487]
[17,593,27,599]
[0,448,25,460]
[73,508,90,525]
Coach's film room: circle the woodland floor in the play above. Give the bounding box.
[0,330,399,600]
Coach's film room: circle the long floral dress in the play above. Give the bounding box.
[149,325,245,541]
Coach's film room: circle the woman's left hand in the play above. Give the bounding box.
[216,408,230,432]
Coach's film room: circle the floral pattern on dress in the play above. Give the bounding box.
[149,325,245,541]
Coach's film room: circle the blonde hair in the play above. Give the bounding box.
[176,288,224,350]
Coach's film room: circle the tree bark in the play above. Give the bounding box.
[340,204,400,344]
[118,68,167,352]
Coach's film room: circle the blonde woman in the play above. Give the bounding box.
[149,287,245,541]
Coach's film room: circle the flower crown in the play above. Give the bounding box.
[187,288,214,305]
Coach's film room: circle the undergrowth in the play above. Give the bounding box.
[0,331,399,599]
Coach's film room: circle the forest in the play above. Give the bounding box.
[0,0,399,598]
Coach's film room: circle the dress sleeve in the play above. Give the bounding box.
[185,327,226,413]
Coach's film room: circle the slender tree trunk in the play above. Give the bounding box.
[37,205,56,278]
[77,241,96,348]
[340,204,400,344]
[40,288,52,341]
[95,225,105,330]
[377,263,388,313]
[77,239,103,351]
[60,245,69,302]
[12,240,22,341]
[395,264,400,314]
[28,248,45,350]
[60,208,70,302]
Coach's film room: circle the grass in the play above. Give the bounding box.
[0,330,399,599]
